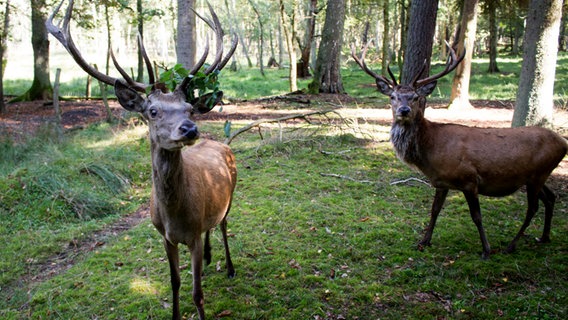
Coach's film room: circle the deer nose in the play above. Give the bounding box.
[398,106,411,116]
[179,121,199,139]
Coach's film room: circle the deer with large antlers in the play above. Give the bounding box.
[352,42,567,259]
[47,1,238,318]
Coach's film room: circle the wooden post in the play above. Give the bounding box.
[53,68,63,141]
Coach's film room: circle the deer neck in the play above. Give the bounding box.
[390,113,428,168]
[150,143,186,207]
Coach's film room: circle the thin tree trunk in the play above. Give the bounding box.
[449,0,479,110]
[248,0,265,76]
[0,0,10,113]
[381,0,389,77]
[487,0,500,73]
[279,0,298,92]
[512,0,563,128]
[298,0,317,78]
[136,0,144,82]
[53,68,63,142]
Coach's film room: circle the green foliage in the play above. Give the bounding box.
[1,120,566,319]
[158,64,221,111]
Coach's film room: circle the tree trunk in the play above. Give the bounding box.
[224,0,252,68]
[401,0,438,84]
[176,0,196,69]
[248,0,265,76]
[308,0,346,94]
[136,0,144,82]
[16,0,52,102]
[0,0,10,113]
[381,0,390,77]
[487,0,500,73]
[298,0,317,78]
[512,0,563,128]
[397,0,409,71]
[279,0,298,92]
[449,0,479,109]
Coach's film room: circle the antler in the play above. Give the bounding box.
[350,41,397,87]
[414,41,465,88]
[189,2,238,76]
[46,0,149,92]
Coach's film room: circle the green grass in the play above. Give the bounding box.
[1,118,566,319]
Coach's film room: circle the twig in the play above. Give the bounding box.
[223,108,344,145]
[390,177,431,186]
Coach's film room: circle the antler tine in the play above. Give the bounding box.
[410,59,428,87]
[217,33,238,71]
[188,37,210,76]
[415,41,465,87]
[138,33,155,86]
[350,42,395,87]
[203,2,225,75]
[46,0,149,92]
[110,48,137,87]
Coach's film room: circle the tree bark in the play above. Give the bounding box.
[449,0,479,109]
[309,0,346,94]
[298,0,317,78]
[15,0,52,102]
[0,0,10,113]
[512,0,563,128]
[487,0,500,73]
[381,0,390,77]
[401,0,438,84]
[136,0,144,82]
[279,0,298,92]
[176,0,196,69]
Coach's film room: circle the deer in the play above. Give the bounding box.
[47,1,238,318]
[351,42,568,259]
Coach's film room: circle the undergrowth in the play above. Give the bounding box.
[1,119,566,319]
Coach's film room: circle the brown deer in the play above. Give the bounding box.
[47,1,238,318]
[352,42,568,259]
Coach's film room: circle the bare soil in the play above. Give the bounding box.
[1,94,567,290]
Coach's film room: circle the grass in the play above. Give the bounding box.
[1,55,567,319]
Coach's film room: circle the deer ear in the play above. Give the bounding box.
[192,91,224,114]
[416,81,437,97]
[376,79,394,96]
[114,80,146,113]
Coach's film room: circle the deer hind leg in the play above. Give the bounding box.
[164,239,181,320]
[220,215,236,278]
[204,231,212,266]
[190,238,206,320]
[463,191,491,259]
[419,188,448,249]
[537,184,555,243]
[505,184,541,254]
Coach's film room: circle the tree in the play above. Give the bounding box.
[279,0,298,92]
[401,0,438,84]
[484,0,500,73]
[13,0,52,101]
[512,0,563,127]
[0,0,10,113]
[297,0,317,78]
[449,0,479,109]
[308,0,346,94]
[176,0,196,69]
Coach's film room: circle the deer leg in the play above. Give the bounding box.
[419,188,448,249]
[463,191,491,259]
[204,230,212,266]
[164,239,181,320]
[537,185,555,243]
[190,238,206,320]
[220,216,236,278]
[505,184,542,253]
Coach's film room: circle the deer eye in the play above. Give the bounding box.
[148,107,159,118]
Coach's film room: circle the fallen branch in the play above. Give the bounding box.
[224,108,344,145]
[390,177,431,186]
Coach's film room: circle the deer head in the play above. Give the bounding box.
[351,41,465,125]
[47,0,237,151]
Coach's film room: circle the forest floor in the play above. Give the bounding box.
[2,94,568,294]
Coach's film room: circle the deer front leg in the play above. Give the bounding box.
[505,184,541,253]
[220,216,235,278]
[463,191,491,259]
[419,188,448,250]
[164,239,181,320]
[190,237,206,320]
